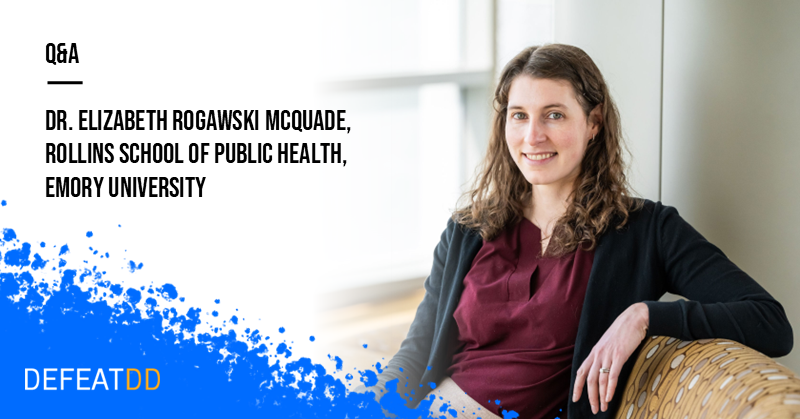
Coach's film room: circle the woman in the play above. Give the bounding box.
[360,44,793,419]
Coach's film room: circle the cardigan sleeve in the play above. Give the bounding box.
[642,203,793,357]
[352,218,454,400]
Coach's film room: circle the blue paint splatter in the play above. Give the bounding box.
[276,342,292,358]
[0,224,461,418]
[2,229,16,242]
[86,231,93,238]
[4,243,31,267]
[230,315,238,325]
[359,370,378,387]
[309,335,315,342]
[1,200,6,206]
[31,254,47,270]
[363,343,368,348]
[215,298,220,304]
[279,327,285,333]
[128,260,143,272]
[125,288,141,305]
[438,400,450,413]
[247,329,261,344]
[156,283,178,301]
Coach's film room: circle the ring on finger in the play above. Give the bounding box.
[599,367,610,374]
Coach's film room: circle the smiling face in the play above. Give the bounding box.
[505,75,601,191]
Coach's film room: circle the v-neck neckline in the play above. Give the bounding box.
[521,217,552,257]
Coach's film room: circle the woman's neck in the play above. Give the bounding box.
[528,181,574,227]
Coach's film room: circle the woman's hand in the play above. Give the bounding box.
[572,302,649,414]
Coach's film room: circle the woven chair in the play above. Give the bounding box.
[615,336,800,419]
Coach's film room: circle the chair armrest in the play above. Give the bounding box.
[615,336,800,419]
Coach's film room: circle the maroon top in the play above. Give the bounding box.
[446,218,594,419]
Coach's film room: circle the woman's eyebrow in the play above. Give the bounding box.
[508,103,566,110]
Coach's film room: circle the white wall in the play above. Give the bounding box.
[554,0,663,201]
[661,0,800,370]
[553,0,800,370]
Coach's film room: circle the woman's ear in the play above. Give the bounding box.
[589,103,603,137]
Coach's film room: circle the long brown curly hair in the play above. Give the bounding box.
[453,43,642,256]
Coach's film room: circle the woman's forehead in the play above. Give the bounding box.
[507,75,579,108]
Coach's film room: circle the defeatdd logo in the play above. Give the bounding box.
[25,368,160,390]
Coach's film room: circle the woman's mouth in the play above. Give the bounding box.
[523,152,557,162]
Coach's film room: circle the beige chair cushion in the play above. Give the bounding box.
[616,336,800,419]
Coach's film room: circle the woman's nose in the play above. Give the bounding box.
[524,119,545,145]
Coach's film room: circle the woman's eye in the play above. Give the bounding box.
[511,112,526,120]
[548,112,564,120]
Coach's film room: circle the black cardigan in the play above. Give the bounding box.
[371,199,793,419]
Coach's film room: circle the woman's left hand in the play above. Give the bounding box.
[572,302,650,414]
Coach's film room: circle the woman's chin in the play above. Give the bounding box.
[524,175,557,186]
[522,169,580,189]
